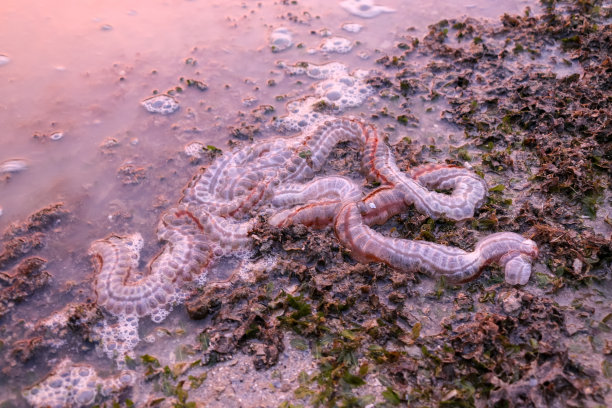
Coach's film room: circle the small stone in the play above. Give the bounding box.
[572,258,583,275]
[319,28,332,37]
[100,137,119,149]
[501,291,522,313]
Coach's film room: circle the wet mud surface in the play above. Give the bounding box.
[0,0,611,407]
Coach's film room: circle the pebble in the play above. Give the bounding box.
[572,258,583,275]
[340,0,395,18]
[319,28,332,37]
[501,292,522,314]
[269,27,293,53]
[141,94,179,115]
[0,54,10,66]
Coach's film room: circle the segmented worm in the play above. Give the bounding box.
[90,117,538,320]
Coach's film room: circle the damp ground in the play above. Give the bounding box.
[0,0,610,407]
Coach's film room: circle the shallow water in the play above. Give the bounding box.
[0,0,540,226]
[2,0,575,405]
[0,0,543,301]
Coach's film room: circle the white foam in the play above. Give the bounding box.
[150,307,171,324]
[274,62,373,132]
[141,94,179,115]
[184,141,205,158]
[270,27,293,53]
[320,37,353,54]
[93,314,141,362]
[340,0,395,18]
[342,23,363,33]
[23,359,133,408]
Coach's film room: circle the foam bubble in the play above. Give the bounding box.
[315,71,372,111]
[141,94,179,115]
[22,359,133,408]
[50,132,64,141]
[320,37,353,54]
[150,307,171,324]
[0,54,9,66]
[342,23,363,33]
[274,96,333,133]
[93,314,141,362]
[184,141,205,158]
[270,27,293,53]
[284,61,348,79]
[340,0,395,18]
[274,62,373,132]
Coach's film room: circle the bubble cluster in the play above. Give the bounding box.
[339,0,395,18]
[342,23,363,33]
[320,37,353,54]
[141,94,179,115]
[275,96,332,132]
[274,62,373,132]
[184,141,205,158]
[269,27,293,53]
[315,69,372,111]
[22,359,133,408]
[285,61,348,79]
[93,314,141,361]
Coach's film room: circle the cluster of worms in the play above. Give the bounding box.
[90,118,538,320]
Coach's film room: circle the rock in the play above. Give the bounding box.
[501,291,522,314]
[0,257,49,318]
[572,258,583,275]
[186,292,221,320]
[116,163,146,185]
